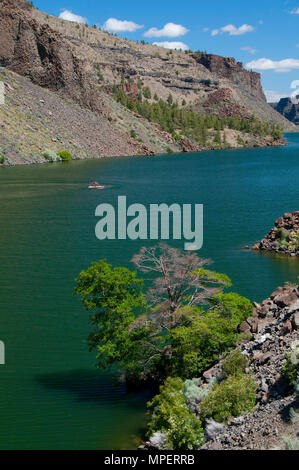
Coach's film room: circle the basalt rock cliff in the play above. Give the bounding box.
[192,53,266,101]
[0,0,106,115]
[271,98,299,126]
[0,0,296,165]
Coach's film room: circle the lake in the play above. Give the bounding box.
[0,134,298,449]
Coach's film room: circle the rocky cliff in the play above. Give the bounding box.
[30,1,294,130]
[193,53,266,101]
[0,0,296,165]
[271,98,299,125]
[0,0,106,115]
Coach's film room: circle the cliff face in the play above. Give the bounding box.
[271,98,299,125]
[193,54,266,102]
[30,2,294,130]
[0,0,296,166]
[0,0,106,115]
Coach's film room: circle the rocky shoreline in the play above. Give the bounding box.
[201,284,299,450]
[253,211,299,257]
[0,137,288,168]
[141,284,299,451]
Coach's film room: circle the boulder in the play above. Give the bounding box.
[291,312,299,331]
[205,419,226,441]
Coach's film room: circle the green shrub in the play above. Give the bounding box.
[184,377,216,412]
[56,150,72,161]
[222,350,248,379]
[147,377,204,450]
[42,149,61,162]
[282,436,299,450]
[281,341,299,385]
[130,129,136,139]
[165,146,173,154]
[0,156,4,164]
[200,374,256,424]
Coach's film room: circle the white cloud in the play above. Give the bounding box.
[246,57,299,73]
[153,41,190,51]
[290,7,299,14]
[59,9,87,24]
[264,90,289,103]
[102,18,144,33]
[202,27,210,32]
[240,46,256,54]
[144,23,189,38]
[211,24,254,36]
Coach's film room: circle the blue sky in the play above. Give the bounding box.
[34,0,299,101]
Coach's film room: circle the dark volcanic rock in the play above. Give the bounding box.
[0,0,106,115]
[252,211,299,256]
[271,97,299,125]
[192,53,266,101]
[200,284,299,450]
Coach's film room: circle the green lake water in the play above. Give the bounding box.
[0,134,299,449]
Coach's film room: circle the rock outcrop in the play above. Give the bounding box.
[0,0,106,115]
[253,211,299,257]
[201,284,299,450]
[271,98,299,125]
[193,53,266,101]
[0,0,295,165]
[31,1,294,131]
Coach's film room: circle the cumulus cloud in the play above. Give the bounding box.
[240,46,256,54]
[246,57,299,73]
[290,7,299,14]
[102,18,144,33]
[264,90,289,103]
[211,24,254,36]
[144,23,189,38]
[153,41,190,51]
[58,9,87,24]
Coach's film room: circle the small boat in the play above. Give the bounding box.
[88,181,105,189]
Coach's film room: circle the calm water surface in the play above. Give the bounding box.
[0,134,299,449]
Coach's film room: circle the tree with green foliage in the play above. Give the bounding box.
[143,86,152,99]
[169,301,251,378]
[167,94,173,105]
[75,244,253,383]
[74,260,150,380]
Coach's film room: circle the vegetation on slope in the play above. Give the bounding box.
[113,87,283,146]
[75,244,258,449]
